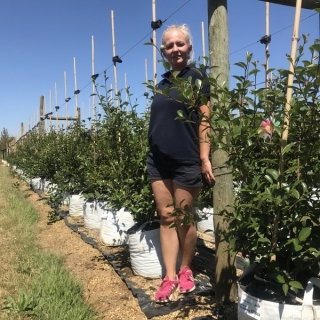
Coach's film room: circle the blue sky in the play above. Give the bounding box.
[0,0,318,137]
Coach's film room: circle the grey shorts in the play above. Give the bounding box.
[146,154,203,187]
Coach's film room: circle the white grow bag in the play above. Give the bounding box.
[44,181,58,195]
[100,208,135,246]
[238,277,320,320]
[69,194,84,217]
[83,201,102,229]
[31,177,41,191]
[128,220,165,279]
[197,207,214,235]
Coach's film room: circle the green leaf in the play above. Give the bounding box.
[291,189,300,199]
[310,44,320,52]
[298,227,311,242]
[289,281,304,290]
[234,62,247,69]
[282,283,289,295]
[281,142,296,155]
[265,169,279,181]
[292,238,303,252]
[258,237,270,243]
[264,174,273,184]
[177,110,184,118]
[276,274,285,284]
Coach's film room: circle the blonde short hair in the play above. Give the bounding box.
[161,24,194,62]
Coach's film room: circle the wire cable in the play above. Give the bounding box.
[230,12,318,56]
[51,0,192,116]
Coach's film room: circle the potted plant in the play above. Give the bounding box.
[208,37,320,316]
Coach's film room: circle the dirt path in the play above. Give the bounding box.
[6,166,237,320]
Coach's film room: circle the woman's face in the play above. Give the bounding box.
[162,29,192,71]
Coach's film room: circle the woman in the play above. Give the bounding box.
[147,24,215,303]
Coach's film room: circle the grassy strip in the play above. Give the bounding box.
[0,166,98,320]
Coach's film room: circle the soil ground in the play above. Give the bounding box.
[4,164,239,320]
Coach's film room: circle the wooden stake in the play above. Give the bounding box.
[201,21,205,64]
[64,71,68,129]
[271,0,302,263]
[152,0,157,85]
[92,35,96,122]
[111,10,119,107]
[49,89,52,131]
[282,0,302,142]
[73,57,79,119]
[145,58,148,110]
[55,82,58,132]
[124,72,128,105]
[265,2,270,88]
[39,96,45,134]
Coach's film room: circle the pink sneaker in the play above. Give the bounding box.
[155,276,179,303]
[178,267,195,293]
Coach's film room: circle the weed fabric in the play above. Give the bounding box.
[60,211,215,319]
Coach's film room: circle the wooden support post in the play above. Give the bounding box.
[39,95,45,134]
[212,149,237,303]
[208,0,236,303]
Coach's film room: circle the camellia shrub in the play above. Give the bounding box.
[209,37,320,296]
[8,87,156,224]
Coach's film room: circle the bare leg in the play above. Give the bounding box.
[173,182,201,270]
[151,179,179,281]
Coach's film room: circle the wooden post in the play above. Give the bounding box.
[212,150,237,303]
[208,0,237,304]
[208,0,229,86]
[39,95,45,134]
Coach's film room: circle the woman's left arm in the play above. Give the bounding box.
[199,102,215,184]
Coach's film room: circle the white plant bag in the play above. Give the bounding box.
[238,277,320,320]
[128,220,165,279]
[44,181,58,194]
[100,208,135,246]
[69,194,84,216]
[83,201,102,229]
[31,177,41,191]
[197,207,214,235]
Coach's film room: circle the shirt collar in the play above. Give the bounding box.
[161,63,196,79]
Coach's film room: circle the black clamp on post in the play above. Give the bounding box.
[259,35,271,45]
[74,89,80,95]
[151,19,163,30]
[55,106,60,111]
[112,56,122,66]
[91,73,99,81]
[65,97,71,102]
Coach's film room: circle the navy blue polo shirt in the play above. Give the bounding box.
[148,65,210,166]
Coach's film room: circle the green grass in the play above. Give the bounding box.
[0,167,98,320]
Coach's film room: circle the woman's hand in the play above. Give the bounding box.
[201,158,215,185]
